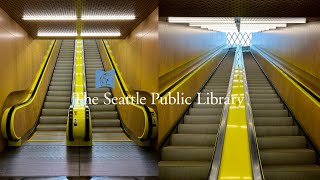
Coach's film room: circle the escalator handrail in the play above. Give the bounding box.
[80,40,90,141]
[67,40,77,141]
[209,48,238,180]
[250,50,320,157]
[70,40,77,106]
[239,46,264,180]
[250,45,320,104]
[1,40,57,141]
[158,49,229,149]
[159,45,227,97]
[101,40,157,141]
[93,40,131,137]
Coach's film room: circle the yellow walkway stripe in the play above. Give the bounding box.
[66,40,92,146]
[218,47,253,180]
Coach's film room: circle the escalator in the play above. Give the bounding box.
[83,40,129,141]
[29,40,75,142]
[244,53,320,180]
[159,51,234,179]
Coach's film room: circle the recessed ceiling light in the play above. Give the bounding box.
[241,17,306,24]
[23,16,77,21]
[81,16,135,20]
[190,23,236,27]
[23,16,135,21]
[168,17,234,23]
[81,32,121,37]
[38,32,78,37]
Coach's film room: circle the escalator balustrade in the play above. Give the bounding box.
[83,40,129,141]
[29,40,75,142]
[244,52,320,180]
[159,51,234,180]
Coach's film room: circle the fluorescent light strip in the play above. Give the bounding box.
[168,17,234,23]
[23,16,77,21]
[23,16,135,21]
[200,24,236,28]
[208,28,237,31]
[169,17,234,21]
[208,28,237,30]
[241,23,287,27]
[241,17,306,24]
[190,23,236,26]
[81,32,121,37]
[81,16,135,20]
[172,20,234,23]
[38,32,78,37]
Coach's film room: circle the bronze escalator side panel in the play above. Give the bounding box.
[1,40,61,145]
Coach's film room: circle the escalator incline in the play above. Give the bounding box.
[244,52,320,180]
[29,40,75,142]
[159,51,235,180]
[83,40,129,142]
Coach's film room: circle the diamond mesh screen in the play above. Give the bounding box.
[227,32,252,47]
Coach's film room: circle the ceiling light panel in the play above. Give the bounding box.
[0,0,157,38]
[23,16,77,21]
[38,32,78,37]
[201,25,236,28]
[37,24,77,37]
[241,17,306,24]
[168,17,234,23]
[191,23,236,27]
[240,23,287,27]
[169,16,307,33]
[81,32,121,37]
[81,16,135,20]
[189,22,236,26]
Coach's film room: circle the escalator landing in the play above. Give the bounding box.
[0,142,159,177]
[28,131,131,143]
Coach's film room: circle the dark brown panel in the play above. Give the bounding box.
[159,0,320,17]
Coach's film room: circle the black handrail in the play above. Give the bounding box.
[5,40,57,141]
[68,108,74,141]
[67,40,77,142]
[101,40,156,141]
[84,107,90,141]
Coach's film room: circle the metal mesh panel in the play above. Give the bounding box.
[227,32,252,47]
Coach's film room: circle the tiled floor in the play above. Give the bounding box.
[0,142,159,178]
[0,177,158,180]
